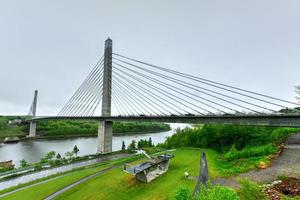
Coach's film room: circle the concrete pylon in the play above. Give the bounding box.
[97,38,113,153]
[29,90,38,137]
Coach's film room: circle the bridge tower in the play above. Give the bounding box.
[29,90,38,137]
[97,38,113,153]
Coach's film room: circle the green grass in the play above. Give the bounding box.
[0,147,287,200]
[1,148,221,200]
[0,116,25,139]
[0,155,141,199]
[55,148,221,200]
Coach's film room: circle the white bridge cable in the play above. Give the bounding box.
[58,58,103,116]
[113,77,164,116]
[58,57,104,116]
[112,91,130,116]
[109,75,128,116]
[112,75,168,116]
[113,66,206,115]
[113,53,300,108]
[113,63,245,114]
[113,62,228,114]
[111,80,138,116]
[112,58,270,114]
[62,63,104,116]
[58,57,103,116]
[113,69,184,115]
[112,79,147,116]
[74,68,104,116]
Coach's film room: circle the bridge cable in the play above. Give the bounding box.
[113,63,228,114]
[113,65,244,114]
[113,66,205,115]
[58,57,104,116]
[58,56,103,116]
[112,79,148,116]
[112,80,138,116]
[76,71,104,116]
[113,59,264,114]
[112,74,168,116]
[113,77,163,116]
[113,53,300,107]
[63,63,104,116]
[113,69,187,115]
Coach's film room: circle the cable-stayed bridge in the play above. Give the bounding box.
[26,38,300,153]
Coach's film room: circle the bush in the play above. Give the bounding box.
[174,187,193,200]
[36,120,170,136]
[165,124,274,152]
[238,179,267,200]
[196,185,239,200]
[270,128,300,144]
[174,185,240,200]
[224,144,277,161]
[164,124,300,152]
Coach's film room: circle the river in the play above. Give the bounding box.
[0,123,190,167]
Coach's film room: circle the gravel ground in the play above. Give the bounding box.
[214,134,300,187]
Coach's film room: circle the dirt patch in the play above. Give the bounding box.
[264,178,300,200]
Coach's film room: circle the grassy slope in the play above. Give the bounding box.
[57,148,220,200]
[1,148,221,200]
[0,117,25,139]
[0,155,141,199]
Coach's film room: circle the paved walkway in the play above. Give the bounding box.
[214,133,300,187]
[44,164,123,200]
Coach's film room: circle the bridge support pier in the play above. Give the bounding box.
[28,90,38,137]
[29,122,37,137]
[97,38,113,153]
[97,120,113,153]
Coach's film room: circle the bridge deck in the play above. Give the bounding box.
[25,114,300,127]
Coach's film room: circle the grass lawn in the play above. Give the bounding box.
[0,156,140,200]
[1,148,220,200]
[56,148,220,200]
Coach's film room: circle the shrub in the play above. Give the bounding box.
[224,144,277,161]
[174,187,193,200]
[270,128,300,144]
[196,185,240,200]
[238,179,267,200]
[164,124,300,152]
[165,124,274,152]
[174,185,239,200]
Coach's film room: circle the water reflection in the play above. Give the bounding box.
[0,123,190,167]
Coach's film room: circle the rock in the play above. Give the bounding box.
[3,137,19,143]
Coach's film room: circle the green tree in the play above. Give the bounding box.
[121,141,126,151]
[128,140,137,151]
[148,137,153,147]
[20,159,29,168]
[56,153,62,160]
[73,145,79,156]
[137,139,149,149]
[65,151,74,159]
[41,151,56,163]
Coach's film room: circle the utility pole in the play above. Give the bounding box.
[97,38,113,153]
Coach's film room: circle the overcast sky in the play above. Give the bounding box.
[0,0,299,115]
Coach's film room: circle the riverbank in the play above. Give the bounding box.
[0,129,172,142]
[0,116,171,142]
[0,123,190,167]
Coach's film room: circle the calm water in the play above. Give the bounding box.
[0,123,190,167]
